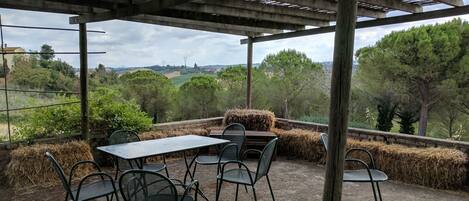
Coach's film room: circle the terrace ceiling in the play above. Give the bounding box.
[0,0,466,37]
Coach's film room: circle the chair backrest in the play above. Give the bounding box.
[109,130,141,170]
[45,152,74,200]
[119,170,178,201]
[221,123,246,159]
[255,138,278,181]
[320,133,328,152]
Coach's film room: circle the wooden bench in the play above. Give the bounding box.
[209,130,277,159]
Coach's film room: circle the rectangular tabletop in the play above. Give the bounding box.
[97,135,230,160]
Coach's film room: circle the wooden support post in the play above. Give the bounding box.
[246,36,253,109]
[79,23,89,140]
[322,0,357,200]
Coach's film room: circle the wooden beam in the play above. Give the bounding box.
[128,14,275,34]
[323,0,357,200]
[158,9,304,31]
[0,0,94,14]
[434,0,464,7]
[359,0,422,13]
[246,36,253,109]
[69,0,191,24]
[79,23,89,140]
[270,0,385,18]
[173,3,330,26]
[194,0,336,21]
[240,5,469,44]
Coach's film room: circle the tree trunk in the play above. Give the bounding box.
[418,103,429,136]
[284,98,289,119]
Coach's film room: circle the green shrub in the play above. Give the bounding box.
[13,88,151,141]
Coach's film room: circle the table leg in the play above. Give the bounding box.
[183,149,200,184]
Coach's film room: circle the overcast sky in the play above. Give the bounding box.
[1,2,469,68]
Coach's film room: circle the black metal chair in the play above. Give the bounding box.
[45,152,119,201]
[216,138,278,201]
[320,133,388,201]
[109,130,169,179]
[191,123,246,179]
[119,169,204,201]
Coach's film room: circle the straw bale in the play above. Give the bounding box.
[223,109,275,131]
[5,141,93,188]
[272,128,467,189]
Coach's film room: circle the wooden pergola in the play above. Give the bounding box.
[1,0,468,200]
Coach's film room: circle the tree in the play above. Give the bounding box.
[217,65,246,109]
[259,49,324,119]
[120,70,174,123]
[178,76,220,119]
[356,19,469,136]
[40,44,55,61]
[90,64,118,87]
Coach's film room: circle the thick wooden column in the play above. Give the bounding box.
[322,0,358,200]
[79,23,89,140]
[246,36,253,109]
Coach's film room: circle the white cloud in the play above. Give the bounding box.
[1,5,469,68]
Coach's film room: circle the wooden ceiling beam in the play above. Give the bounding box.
[128,14,276,35]
[273,0,386,18]
[173,3,329,26]
[434,0,464,7]
[194,0,336,21]
[359,0,422,13]
[69,0,191,24]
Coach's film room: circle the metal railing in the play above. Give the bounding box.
[0,14,106,144]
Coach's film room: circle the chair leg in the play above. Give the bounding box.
[244,184,249,193]
[216,179,223,201]
[252,186,258,201]
[192,162,198,179]
[106,195,110,201]
[370,181,378,201]
[266,175,276,201]
[235,184,239,201]
[376,182,383,201]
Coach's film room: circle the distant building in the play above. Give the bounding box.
[1,45,25,71]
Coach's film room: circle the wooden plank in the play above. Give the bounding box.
[173,3,330,26]
[359,0,422,13]
[194,0,336,21]
[0,0,95,14]
[434,0,464,7]
[128,14,275,34]
[240,5,469,44]
[79,23,89,140]
[69,0,191,24]
[272,0,385,18]
[246,37,253,109]
[322,0,357,200]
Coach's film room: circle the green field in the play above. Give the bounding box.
[170,73,216,87]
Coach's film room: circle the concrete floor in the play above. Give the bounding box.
[4,157,469,201]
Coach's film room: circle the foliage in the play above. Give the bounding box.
[13,88,151,141]
[356,19,469,136]
[170,73,215,87]
[217,65,247,109]
[258,49,326,119]
[375,95,398,131]
[39,44,54,61]
[120,70,174,123]
[90,64,119,88]
[178,76,220,119]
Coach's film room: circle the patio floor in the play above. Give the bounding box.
[3,157,469,201]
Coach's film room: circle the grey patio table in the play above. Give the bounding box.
[97,134,230,184]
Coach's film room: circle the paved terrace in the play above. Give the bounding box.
[2,157,469,201]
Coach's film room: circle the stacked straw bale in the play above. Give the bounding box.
[6,141,93,188]
[272,128,468,189]
[223,109,275,131]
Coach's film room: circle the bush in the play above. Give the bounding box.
[13,88,152,141]
[223,109,275,131]
[6,141,93,188]
[272,128,467,189]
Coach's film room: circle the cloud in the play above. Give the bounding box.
[1,5,469,68]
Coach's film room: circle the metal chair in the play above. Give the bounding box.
[216,138,278,201]
[109,130,169,179]
[191,123,246,179]
[45,152,119,201]
[320,133,388,201]
[119,169,203,201]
